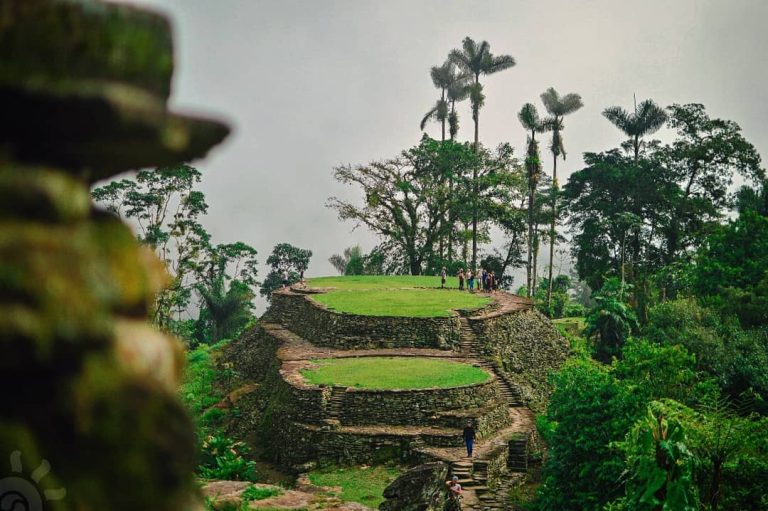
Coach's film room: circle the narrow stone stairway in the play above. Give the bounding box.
[459,317,476,354]
[458,317,524,408]
[325,386,346,420]
[507,437,528,473]
[454,316,531,510]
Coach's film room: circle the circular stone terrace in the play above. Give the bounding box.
[257,276,544,508]
[305,275,493,317]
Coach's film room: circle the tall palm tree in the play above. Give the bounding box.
[449,37,515,270]
[602,96,667,162]
[518,103,549,297]
[420,61,467,141]
[540,87,583,311]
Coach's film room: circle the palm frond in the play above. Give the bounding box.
[447,81,470,102]
[448,48,471,72]
[518,103,540,131]
[430,61,454,90]
[602,106,632,135]
[462,36,480,60]
[560,93,584,115]
[636,99,667,135]
[420,105,438,131]
[539,115,558,133]
[487,54,516,74]
[541,87,583,117]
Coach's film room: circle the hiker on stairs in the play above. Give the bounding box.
[462,421,476,458]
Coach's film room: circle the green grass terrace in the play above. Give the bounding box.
[300,356,490,389]
[305,275,491,317]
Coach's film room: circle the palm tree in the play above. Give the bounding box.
[602,96,667,162]
[518,103,549,297]
[449,37,515,271]
[197,277,254,342]
[420,61,467,141]
[540,87,583,312]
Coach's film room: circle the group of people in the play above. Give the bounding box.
[440,267,499,293]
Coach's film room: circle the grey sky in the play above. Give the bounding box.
[120,0,767,291]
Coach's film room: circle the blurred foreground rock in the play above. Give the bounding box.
[379,462,449,511]
[0,1,228,510]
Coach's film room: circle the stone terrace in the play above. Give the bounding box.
[241,283,568,511]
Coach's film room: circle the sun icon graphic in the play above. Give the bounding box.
[0,451,66,511]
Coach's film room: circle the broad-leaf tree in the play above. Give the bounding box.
[659,103,763,262]
[260,243,312,299]
[93,164,211,330]
[328,138,474,275]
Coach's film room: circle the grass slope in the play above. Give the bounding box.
[307,276,490,317]
[308,465,403,508]
[308,275,455,289]
[301,356,489,389]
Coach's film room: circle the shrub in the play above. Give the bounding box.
[199,435,258,482]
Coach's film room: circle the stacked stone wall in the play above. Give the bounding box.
[470,309,570,412]
[483,443,510,489]
[263,291,461,349]
[431,400,512,438]
[338,379,500,427]
[274,423,446,468]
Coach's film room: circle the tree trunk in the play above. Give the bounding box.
[634,134,639,162]
[532,232,539,294]
[447,177,454,261]
[462,222,469,267]
[546,152,558,314]
[708,459,722,511]
[441,89,446,142]
[471,74,480,272]
[472,166,478,271]
[527,179,535,297]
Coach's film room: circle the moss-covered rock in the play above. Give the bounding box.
[0,1,229,510]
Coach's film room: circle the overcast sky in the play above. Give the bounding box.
[120,0,767,294]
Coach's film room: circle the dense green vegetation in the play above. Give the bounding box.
[181,342,259,483]
[93,165,260,345]
[307,465,404,507]
[301,357,489,389]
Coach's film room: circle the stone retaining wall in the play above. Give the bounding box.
[431,400,512,438]
[483,443,510,489]
[338,379,500,427]
[274,423,456,468]
[263,291,461,350]
[470,309,570,412]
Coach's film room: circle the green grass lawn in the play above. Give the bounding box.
[308,465,404,508]
[308,275,456,289]
[307,276,489,317]
[301,356,489,389]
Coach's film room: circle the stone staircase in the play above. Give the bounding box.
[325,386,346,420]
[458,318,524,408]
[459,318,476,354]
[507,436,528,473]
[454,317,532,509]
